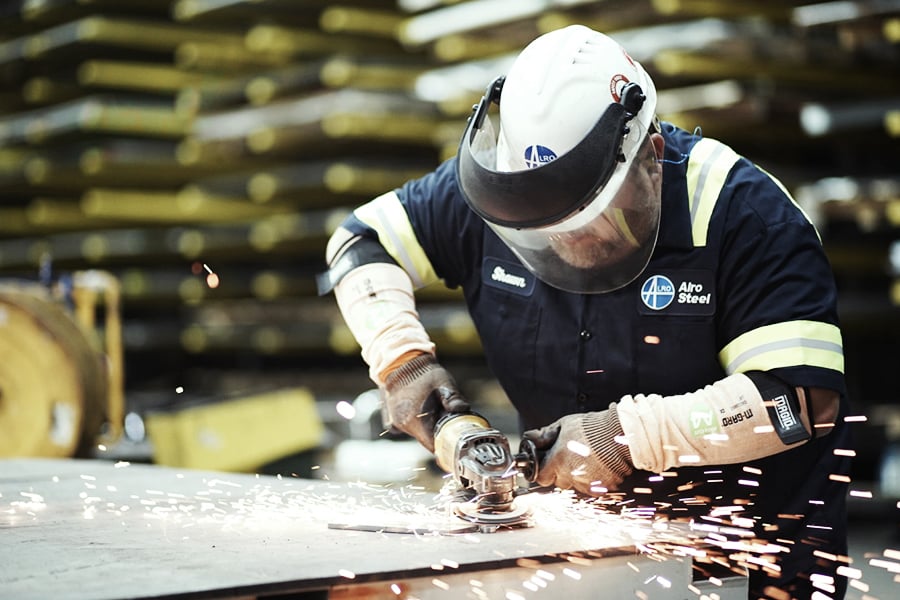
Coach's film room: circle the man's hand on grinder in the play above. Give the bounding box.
[522,404,634,495]
[382,353,470,452]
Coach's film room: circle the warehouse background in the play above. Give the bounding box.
[0,0,898,515]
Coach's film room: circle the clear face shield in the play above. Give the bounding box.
[457,77,662,294]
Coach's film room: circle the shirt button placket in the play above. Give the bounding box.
[577,329,592,410]
[577,391,588,409]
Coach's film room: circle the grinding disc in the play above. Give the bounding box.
[452,501,533,529]
[0,283,106,458]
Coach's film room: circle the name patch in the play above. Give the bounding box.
[483,257,535,297]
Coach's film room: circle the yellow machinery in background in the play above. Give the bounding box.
[0,268,325,473]
[144,386,325,473]
[0,271,124,458]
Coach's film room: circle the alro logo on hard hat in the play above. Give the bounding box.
[524,145,557,169]
[609,74,630,102]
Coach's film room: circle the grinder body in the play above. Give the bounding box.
[433,412,539,520]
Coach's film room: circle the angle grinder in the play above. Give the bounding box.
[433,412,539,529]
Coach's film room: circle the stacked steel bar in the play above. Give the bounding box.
[0,2,471,400]
[0,0,898,450]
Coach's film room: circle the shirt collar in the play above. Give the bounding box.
[655,127,696,250]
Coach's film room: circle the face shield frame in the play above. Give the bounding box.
[456,75,647,230]
[456,75,663,294]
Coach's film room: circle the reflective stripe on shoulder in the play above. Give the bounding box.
[719,320,844,375]
[352,191,438,289]
[686,137,741,247]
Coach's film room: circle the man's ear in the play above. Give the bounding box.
[650,132,665,161]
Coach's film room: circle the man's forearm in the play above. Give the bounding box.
[617,372,826,473]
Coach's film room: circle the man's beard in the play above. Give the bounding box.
[549,209,656,270]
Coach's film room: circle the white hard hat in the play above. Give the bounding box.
[457,25,663,294]
[496,25,657,171]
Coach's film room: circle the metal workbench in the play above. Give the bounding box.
[0,458,747,599]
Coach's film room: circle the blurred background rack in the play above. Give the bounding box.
[0,0,898,505]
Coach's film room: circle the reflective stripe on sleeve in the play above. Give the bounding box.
[719,320,844,375]
[352,191,439,289]
[686,138,741,247]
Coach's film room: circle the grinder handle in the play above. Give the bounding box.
[515,438,542,483]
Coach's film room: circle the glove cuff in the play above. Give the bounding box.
[582,404,634,481]
[383,353,437,392]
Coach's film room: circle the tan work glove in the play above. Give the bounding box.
[523,404,634,495]
[382,354,470,452]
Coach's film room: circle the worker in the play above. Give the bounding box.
[319,25,852,599]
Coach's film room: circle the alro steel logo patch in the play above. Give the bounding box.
[640,272,714,314]
[640,275,675,310]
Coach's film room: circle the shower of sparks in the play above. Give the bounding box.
[3,456,898,599]
[565,440,590,457]
[869,557,900,573]
[192,262,219,288]
[11,492,46,513]
[431,578,449,590]
[335,400,356,420]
